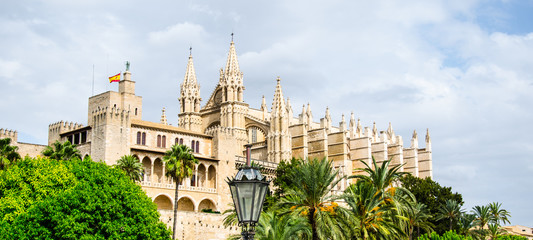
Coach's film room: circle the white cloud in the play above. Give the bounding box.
[148,22,208,46]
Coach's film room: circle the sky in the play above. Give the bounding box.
[1,0,533,227]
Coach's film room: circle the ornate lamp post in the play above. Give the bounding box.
[227,144,269,240]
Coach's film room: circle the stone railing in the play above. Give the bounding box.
[140,181,216,193]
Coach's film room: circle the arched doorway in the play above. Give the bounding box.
[198,199,216,212]
[142,157,151,182]
[177,197,195,212]
[197,164,206,188]
[154,195,173,211]
[153,158,163,183]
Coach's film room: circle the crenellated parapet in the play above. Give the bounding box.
[0,128,18,142]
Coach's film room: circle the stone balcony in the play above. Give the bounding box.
[140,181,217,193]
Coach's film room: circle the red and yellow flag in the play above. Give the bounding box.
[109,73,120,83]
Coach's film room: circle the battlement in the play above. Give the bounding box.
[0,128,18,142]
[48,121,84,134]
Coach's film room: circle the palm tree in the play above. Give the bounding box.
[115,155,144,182]
[487,223,506,240]
[342,180,403,240]
[458,213,477,237]
[163,144,198,240]
[472,205,493,237]
[488,202,511,225]
[255,211,311,240]
[281,157,346,240]
[0,138,21,170]
[436,199,464,231]
[405,202,434,240]
[350,156,408,192]
[42,140,81,161]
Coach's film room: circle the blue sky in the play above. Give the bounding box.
[1,0,533,227]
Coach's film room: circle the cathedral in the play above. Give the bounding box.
[1,39,432,239]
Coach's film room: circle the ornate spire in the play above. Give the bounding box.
[271,77,286,116]
[349,112,356,130]
[425,128,432,151]
[325,107,331,121]
[223,40,241,80]
[410,130,419,148]
[160,108,168,125]
[356,118,362,136]
[261,95,267,110]
[372,122,378,138]
[340,114,347,131]
[180,51,201,113]
[387,122,395,141]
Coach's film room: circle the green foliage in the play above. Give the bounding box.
[436,200,465,231]
[418,230,475,240]
[255,210,311,240]
[200,208,220,214]
[42,140,82,161]
[400,174,463,234]
[280,157,346,240]
[0,138,21,170]
[495,235,529,240]
[0,156,170,239]
[115,155,144,182]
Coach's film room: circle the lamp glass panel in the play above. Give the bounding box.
[251,183,268,222]
[229,184,243,221]
[236,181,254,222]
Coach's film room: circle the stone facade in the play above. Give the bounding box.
[2,39,432,239]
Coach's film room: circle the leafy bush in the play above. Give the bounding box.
[418,230,475,240]
[496,235,529,240]
[0,156,171,239]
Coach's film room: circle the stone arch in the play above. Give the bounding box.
[177,196,195,212]
[153,194,173,211]
[198,198,217,212]
[206,121,220,130]
[153,158,163,183]
[207,165,216,189]
[197,164,206,188]
[246,125,267,143]
[141,156,151,182]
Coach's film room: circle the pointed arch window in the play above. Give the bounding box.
[191,140,195,152]
[136,132,141,145]
[175,138,179,145]
[157,135,162,147]
[162,135,166,148]
[179,138,183,145]
[142,132,146,145]
[195,141,199,153]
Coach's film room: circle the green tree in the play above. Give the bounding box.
[115,154,144,182]
[488,223,506,240]
[488,202,511,225]
[281,157,346,240]
[0,156,170,239]
[0,138,20,170]
[399,174,463,234]
[472,205,493,237]
[350,157,408,192]
[458,213,477,237]
[436,200,464,231]
[405,202,434,240]
[162,144,198,240]
[42,140,81,161]
[255,210,311,240]
[342,180,402,240]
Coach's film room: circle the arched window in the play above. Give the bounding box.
[136,132,141,145]
[191,174,196,187]
[135,108,138,115]
[251,128,257,143]
[191,140,195,152]
[142,132,146,145]
[157,135,162,147]
[162,135,166,148]
[179,138,183,145]
[195,141,199,153]
[175,138,179,145]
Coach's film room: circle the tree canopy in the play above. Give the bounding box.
[399,174,463,235]
[0,156,170,240]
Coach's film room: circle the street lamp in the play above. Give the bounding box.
[226,144,269,240]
